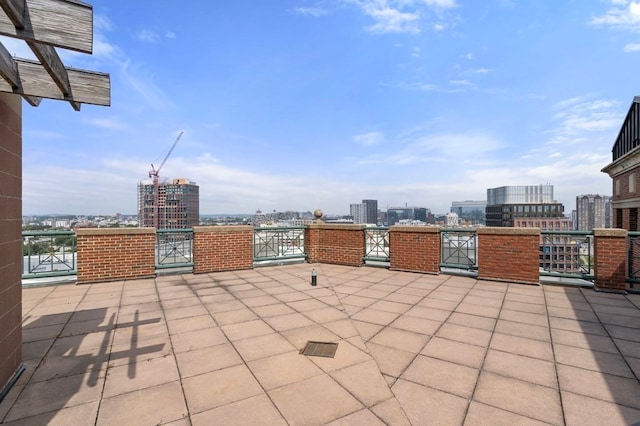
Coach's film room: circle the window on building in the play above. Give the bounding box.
[616,179,621,196]
[630,174,636,193]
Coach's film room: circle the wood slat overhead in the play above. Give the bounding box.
[0,0,110,109]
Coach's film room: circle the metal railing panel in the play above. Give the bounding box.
[628,231,640,285]
[540,231,593,280]
[22,230,77,278]
[440,228,477,271]
[364,227,390,263]
[156,228,193,269]
[253,227,306,262]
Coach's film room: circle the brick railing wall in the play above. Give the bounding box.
[389,226,440,274]
[477,227,540,285]
[0,93,22,394]
[76,228,156,284]
[593,228,627,292]
[305,224,364,267]
[193,226,253,273]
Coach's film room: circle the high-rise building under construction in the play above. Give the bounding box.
[137,178,199,229]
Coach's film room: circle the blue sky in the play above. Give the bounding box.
[6,0,640,215]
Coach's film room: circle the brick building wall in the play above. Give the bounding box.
[593,229,628,292]
[389,226,440,274]
[305,224,364,267]
[76,228,156,283]
[193,226,253,273]
[477,227,540,285]
[0,93,22,394]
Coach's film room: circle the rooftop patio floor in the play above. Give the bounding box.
[2,264,640,425]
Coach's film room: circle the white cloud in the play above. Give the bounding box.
[624,42,640,51]
[591,1,640,30]
[137,30,161,43]
[293,7,329,17]
[85,117,128,130]
[354,132,386,146]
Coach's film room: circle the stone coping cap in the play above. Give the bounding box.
[76,227,155,236]
[476,227,540,235]
[593,228,627,237]
[306,224,365,231]
[389,226,440,233]
[193,225,254,233]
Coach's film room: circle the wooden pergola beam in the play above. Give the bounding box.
[0,58,110,105]
[0,40,42,105]
[0,0,93,53]
[27,41,80,110]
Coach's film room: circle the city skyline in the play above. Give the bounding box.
[11,1,636,215]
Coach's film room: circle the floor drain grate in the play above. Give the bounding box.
[299,341,338,358]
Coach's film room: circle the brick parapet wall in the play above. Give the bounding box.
[193,226,254,273]
[593,228,628,292]
[0,93,22,393]
[76,228,156,283]
[305,224,364,267]
[389,226,440,274]
[477,227,540,285]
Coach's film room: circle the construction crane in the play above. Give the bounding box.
[148,131,184,229]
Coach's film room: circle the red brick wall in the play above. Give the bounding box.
[389,226,440,274]
[477,227,540,285]
[193,226,253,273]
[593,229,627,292]
[76,228,156,283]
[0,93,22,392]
[305,224,364,267]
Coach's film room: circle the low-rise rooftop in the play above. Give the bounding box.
[2,264,640,425]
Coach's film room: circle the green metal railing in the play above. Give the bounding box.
[253,227,306,262]
[363,227,390,263]
[156,229,193,269]
[628,231,640,286]
[22,230,76,278]
[440,228,477,271]
[539,231,594,280]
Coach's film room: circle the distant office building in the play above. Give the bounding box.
[450,200,486,225]
[387,207,429,226]
[575,195,612,230]
[362,199,378,225]
[602,97,640,231]
[350,203,368,224]
[138,178,199,229]
[486,185,563,227]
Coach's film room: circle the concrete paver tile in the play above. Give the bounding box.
[350,308,400,326]
[474,371,563,425]
[309,340,372,372]
[97,381,187,426]
[561,390,640,426]
[389,314,442,336]
[107,334,170,368]
[392,378,468,425]
[280,324,340,348]
[171,327,227,353]
[174,342,243,378]
[263,312,315,331]
[613,338,640,358]
[166,314,216,334]
[557,364,640,409]
[547,305,599,322]
[326,408,386,425]
[330,360,393,406]
[550,328,618,354]
[48,331,114,357]
[21,338,54,361]
[370,397,411,426]
[303,307,347,323]
[501,300,548,315]
[483,349,557,388]
[499,309,548,327]
[403,305,450,321]
[456,302,501,318]
[351,320,384,341]
[190,394,287,426]
[4,371,105,422]
[366,342,415,378]
[247,350,323,390]
[465,401,550,426]
[489,333,553,361]
[182,364,263,414]
[22,323,66,343]
[437,322,493,347]
[212,308,259,326]
[322,318,359,339]
[232,332,296,362]
[103,354,180,398]
[549,316,607,336]
[30,353,109,383]
[220,319,274,341]
[2,401,99,426]
[605,324,640,343]
[447,311,496,331]
[251,303,295,318]
[401,355,479,398]
[369,326,429,354]
[242,295,281,308]
[494,320,550,342]
[268,374,363,425]
[163,305,209,321]
[417,297,459,311]
[554,343,634,378]
[421,336,487,368]
[287,298,330,311]
[383,292,423,305]
[368,300,412,314]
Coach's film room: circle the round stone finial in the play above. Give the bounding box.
[313,209,323,221]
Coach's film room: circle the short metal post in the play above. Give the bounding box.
[311,269,317,286]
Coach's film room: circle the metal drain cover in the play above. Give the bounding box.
[299,341,338,358]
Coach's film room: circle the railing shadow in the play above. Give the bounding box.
[4,308,165,423]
